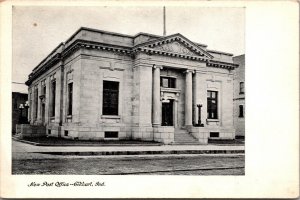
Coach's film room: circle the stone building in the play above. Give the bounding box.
[25,27,239,144]
[233,54,245,138]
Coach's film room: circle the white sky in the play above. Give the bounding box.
[12,6,245,93]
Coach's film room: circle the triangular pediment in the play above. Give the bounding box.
[136,33,214,59]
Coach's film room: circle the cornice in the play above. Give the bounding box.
[26,39,239,86]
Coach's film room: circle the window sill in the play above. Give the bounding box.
[67,115,72,119]
[101,115,120,119]
[207,119,219,122]
[50,116,55,120]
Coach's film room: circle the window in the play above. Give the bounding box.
[105,131,118,138]
[240,82,244,94]
[239,105,244,118]
[64,130,68,136]
[210,132,219,137]
[103,81,119,115]
[43,85,46,96]
[34,87,38,119]
[207,91,218,119]
[50,80,56,117]
[160,77,176,88]
[67,82,73,115]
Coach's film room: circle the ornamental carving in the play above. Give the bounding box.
[153,41,197,56]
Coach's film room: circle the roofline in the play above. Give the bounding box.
[207,49,234,56]
[233,54,245,58]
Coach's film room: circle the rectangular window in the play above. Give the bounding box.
[51,81,56,117]
[207,91,218,119]
[43,85,46,96]
[160,77,176,88]
[67,82,73,115]
[239,105,244,118]
[105,131,118,138]
[34,87,38,119]
[103,81,119,115]
[210,132,219,137]
[240,82,244,94]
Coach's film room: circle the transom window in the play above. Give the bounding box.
[207,91,218,119]
[103,81,119,116]
[160,77,176,88]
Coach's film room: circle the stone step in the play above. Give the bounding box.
[174,130,198,144]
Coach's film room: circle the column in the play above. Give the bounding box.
[37,82,42,124]
[185,69,193,126]
[193,72,199,125]
[152,65,161,126]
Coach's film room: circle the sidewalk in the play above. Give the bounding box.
[13,139,245,156]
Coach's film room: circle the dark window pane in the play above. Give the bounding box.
[35,88,38,119]
[51,81,56,117]
[103,81,119,115]
[68,83,73,115]
[240,82,244,94]
[207,90,218,119]
[105,131,118,138]
[160,77,176,88]
[239,105,244,117]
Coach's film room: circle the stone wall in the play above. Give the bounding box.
[16,124,46,138]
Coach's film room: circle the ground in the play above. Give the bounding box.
[12,152,244,175]
[11,139,244,175]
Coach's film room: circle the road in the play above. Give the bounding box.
[12,152,244,175]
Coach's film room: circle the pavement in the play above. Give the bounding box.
[12,139,244,156]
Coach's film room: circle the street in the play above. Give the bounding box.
[12,152,244,175]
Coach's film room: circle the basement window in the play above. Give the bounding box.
[64,130,68,136]
[105,131,118,138]
[48,129,51,135]
[210,132,219,137]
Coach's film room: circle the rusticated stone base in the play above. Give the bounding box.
[153,126,174,144]
[16,124,46,138]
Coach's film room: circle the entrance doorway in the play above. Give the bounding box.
[162,99,173,126]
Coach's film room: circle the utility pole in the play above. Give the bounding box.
[163,6,166,36]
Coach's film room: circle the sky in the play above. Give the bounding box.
[12,6,245,93]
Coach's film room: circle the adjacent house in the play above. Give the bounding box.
[233,54,245,138]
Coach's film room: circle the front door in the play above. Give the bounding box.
[162,100,173,126]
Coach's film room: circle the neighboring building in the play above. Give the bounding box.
[12,92,28,134]
[25,27,239,144]
[233,54,245,138]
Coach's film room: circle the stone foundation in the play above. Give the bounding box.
[16,124,46,138]
[153,126,174,144]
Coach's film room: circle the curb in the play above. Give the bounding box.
[12,137,163,147]
[38,149,245,156]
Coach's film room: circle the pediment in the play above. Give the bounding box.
[153,41,198,56]
[136,34,214,60]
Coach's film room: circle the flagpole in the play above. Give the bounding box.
[163,6,166,36]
